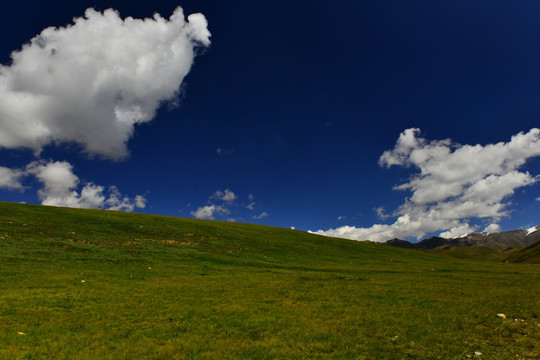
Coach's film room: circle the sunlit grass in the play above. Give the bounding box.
[0,201,538,359]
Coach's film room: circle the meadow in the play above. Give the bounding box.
[0,201,538,359]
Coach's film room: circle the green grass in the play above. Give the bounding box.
[426,246,514,262]
[0,201,539,359]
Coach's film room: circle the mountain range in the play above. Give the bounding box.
[385,226,540,263]
[385,226,540,250]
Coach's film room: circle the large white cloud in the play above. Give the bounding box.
[0,7,210,159]
[21,160,146,211]
[312,128,540,242]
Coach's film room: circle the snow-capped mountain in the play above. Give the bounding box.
[385,226,540,250]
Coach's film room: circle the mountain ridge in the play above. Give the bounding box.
[384,226,540,262]
[385,226,540,250]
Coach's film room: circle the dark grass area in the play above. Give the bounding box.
[0,201,539,359]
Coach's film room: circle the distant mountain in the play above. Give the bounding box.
[385,226,540,251]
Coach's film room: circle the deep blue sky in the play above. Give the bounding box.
[1,1,539,240]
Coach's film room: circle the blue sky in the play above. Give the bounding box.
[0,0,539,241]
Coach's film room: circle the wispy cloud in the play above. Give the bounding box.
[0,7,210,159]
[253,211,268,219]
[312,128,540,242]
[246,202,256,210]
[374,207,390,220]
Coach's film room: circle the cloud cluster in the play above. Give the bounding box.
[191,188,237,219]
[1,160,145,211]
[191,190,269,221]
[312,128,540,242]
[0,7,210,159]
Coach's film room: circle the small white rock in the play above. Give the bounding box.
[497,313,506,319]
[475,351,483,356]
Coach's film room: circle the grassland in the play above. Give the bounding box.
[0,201,538,359]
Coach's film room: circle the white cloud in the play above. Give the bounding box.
[105,185,145,212]
[253,211,268,219]
[312,128,540,242]
[25,160,145,210]
[0,166,24,190]
[439,223,477,239]
[213,188,236,202]
[0,7,210,159]
[248,194,254,201]
[374,207,390,220]
[134,195,146,209]
[337,215,345,221]
[246,202,256,210]
[537,197,540,202]
[191,204,229,220]
[483,223,502,234]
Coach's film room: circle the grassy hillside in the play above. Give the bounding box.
[0,201,539,359]
[426,245,512,262]
[505,240,540,264]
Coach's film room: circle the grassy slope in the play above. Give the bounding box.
[426,246,519,262]
[0,201,539,359]
[505,240,540,264]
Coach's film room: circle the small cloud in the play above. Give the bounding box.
[105,186,145,211]
[246,202,256,210]
[191,204,229,220]
[537,197,540,202]
[216,148,234,155]
[439,223,477,239]
[253,211,268,220]
[248,193,254,201]
[134,195,146,209]
[0,166,25,190]
[226,218,236,222]
[290,226,296,230]
[483,223,501,234]
[337,215,345,221]
[212,188,236,202]
[374,207,390,220]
